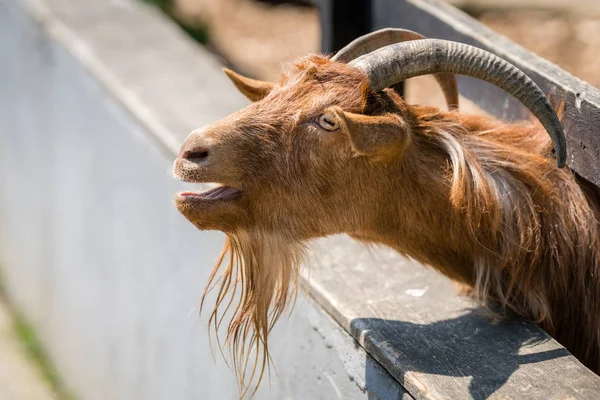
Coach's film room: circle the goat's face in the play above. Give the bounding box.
[173,56,409,238]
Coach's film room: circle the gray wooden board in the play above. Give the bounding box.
[22,0,249,157]
[305,236,600,399]
[370,0,600,186]
[306,298,416,400]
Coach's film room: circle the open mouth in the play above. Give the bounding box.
[173,157,243,203]
[177,185,243,201]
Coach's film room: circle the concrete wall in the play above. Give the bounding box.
[0,0,407,399]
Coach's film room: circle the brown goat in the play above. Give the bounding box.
[173,30,600,395]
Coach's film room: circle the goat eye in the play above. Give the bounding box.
[317,114,339,131]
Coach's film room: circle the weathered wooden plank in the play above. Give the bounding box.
[370,0,600,186]
[306,236,600,399]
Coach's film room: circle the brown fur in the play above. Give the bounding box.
[173,55,600,394]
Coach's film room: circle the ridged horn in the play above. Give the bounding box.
[349,39,567,168]
[332,28,459,110]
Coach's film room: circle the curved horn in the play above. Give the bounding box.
[349,39,567,168]
[332,28,459,110]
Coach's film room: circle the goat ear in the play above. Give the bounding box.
[332,107,411,162]
[223,68,274,102]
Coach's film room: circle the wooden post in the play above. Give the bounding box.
[318,0,372,53]
[318,0,404,98]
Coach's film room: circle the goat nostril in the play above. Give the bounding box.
[181,148,209,161]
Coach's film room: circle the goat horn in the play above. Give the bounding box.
[350,39,567,168]
[332,28,459,110]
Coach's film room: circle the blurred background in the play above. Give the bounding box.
[1,0,599,399]
[148,0,600,86]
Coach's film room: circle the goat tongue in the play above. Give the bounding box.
[203,186,241,200]
[204,186,227,199]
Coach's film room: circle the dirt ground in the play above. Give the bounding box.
[173,0,600,90]
[480,10,600,88]
[173,0,319,81]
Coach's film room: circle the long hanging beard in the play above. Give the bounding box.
[201,230,307,398]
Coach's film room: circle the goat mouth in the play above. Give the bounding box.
[177,185,243,202]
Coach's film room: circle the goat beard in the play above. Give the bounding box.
[200,230,306,397]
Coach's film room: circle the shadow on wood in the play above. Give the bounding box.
[354,309,570,399]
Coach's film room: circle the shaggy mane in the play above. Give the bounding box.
[417,108,600,371]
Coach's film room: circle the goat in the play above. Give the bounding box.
[172,28,599,395]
